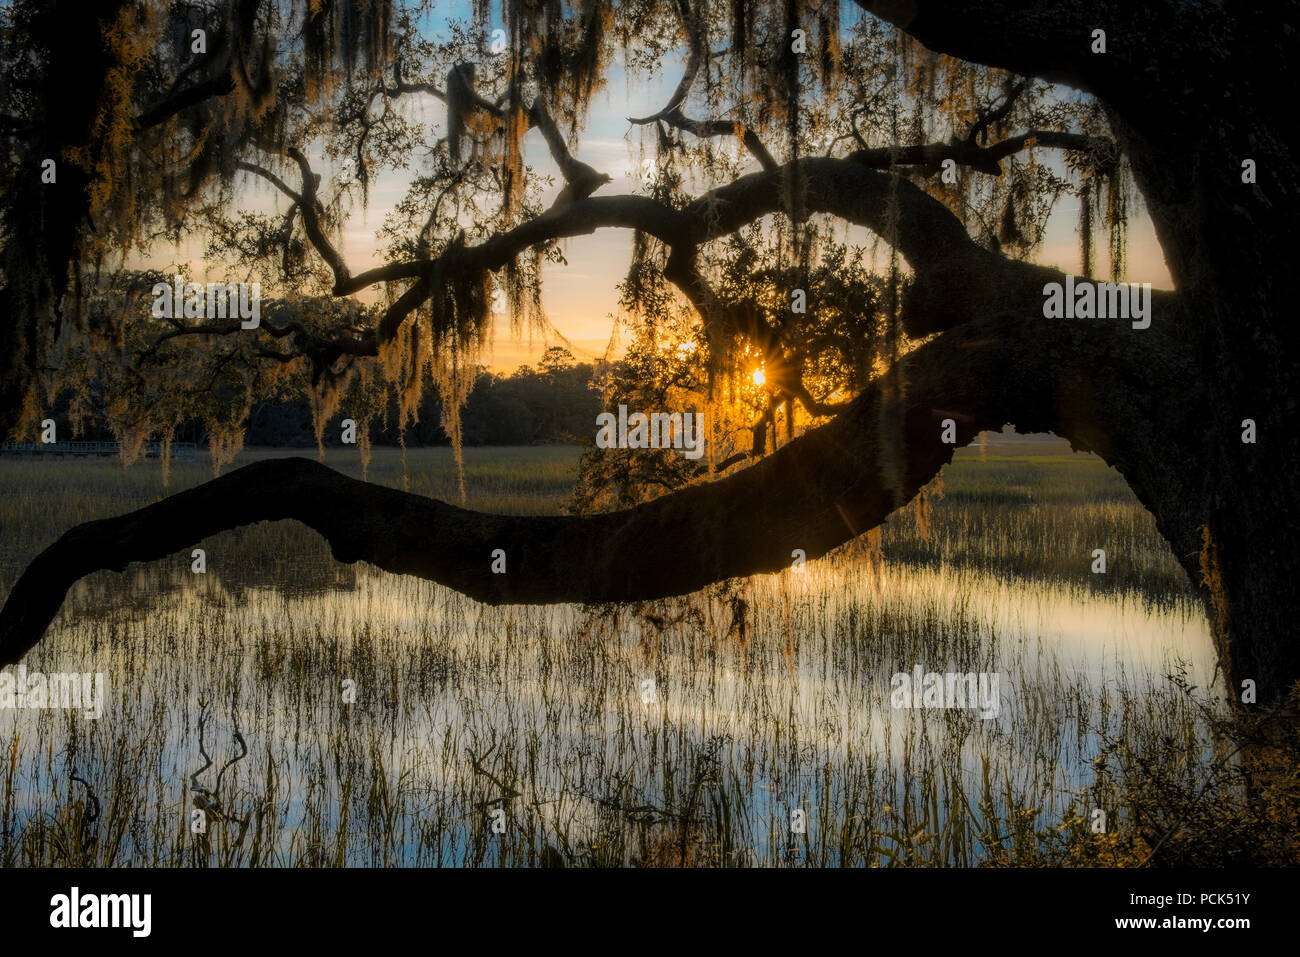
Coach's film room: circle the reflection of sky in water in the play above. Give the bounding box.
[2,558,1215,865]
[860,562,1213,681]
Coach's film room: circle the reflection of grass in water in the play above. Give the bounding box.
[883,438,1195,602]
[1,441,1293,867]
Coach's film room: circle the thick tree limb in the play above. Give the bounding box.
[852,0,1300,706]
[0,313,1201,667]
[851,0,1157,107]
[185,155,1174,374]
[237,150,357,295]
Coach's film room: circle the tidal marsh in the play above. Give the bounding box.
[0,436,1258,867]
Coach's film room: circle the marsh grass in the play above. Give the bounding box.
[1,437,1293,867]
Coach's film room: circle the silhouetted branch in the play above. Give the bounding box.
[644,108,779,171]
[627,0,708,125]
[848,130,1109,176]
[966,79,1029,145]
[0,313,1198,666]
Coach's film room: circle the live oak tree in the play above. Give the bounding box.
[1,1,1296,710]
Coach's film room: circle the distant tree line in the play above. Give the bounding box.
[251,348,601,447]
[42,348,601,448]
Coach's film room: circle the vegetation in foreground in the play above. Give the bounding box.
[0,441,1295,866]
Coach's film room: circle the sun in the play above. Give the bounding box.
[751,367,766,387]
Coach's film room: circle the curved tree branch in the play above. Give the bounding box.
[626,0,708,125]
[852,0,1149,105]
[172,153,1179,378]
[646,108,778,171]
[285,147,351,288]
[0,313,1202,667]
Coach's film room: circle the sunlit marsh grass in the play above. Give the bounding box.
[0,436,1228,866]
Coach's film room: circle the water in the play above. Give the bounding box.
[1,550,1217,866]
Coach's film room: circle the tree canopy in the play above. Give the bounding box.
[2,0,1123,470]
[2,1,1297,703]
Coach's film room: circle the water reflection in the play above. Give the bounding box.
[3,553,1216,866]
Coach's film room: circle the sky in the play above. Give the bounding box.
[145,2,1175,373]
